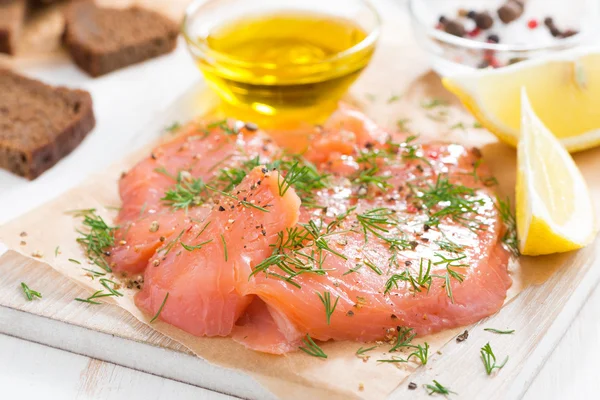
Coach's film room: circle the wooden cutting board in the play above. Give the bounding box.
[2,0,600,399]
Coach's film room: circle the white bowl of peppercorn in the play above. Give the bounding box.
[408,0,600,76]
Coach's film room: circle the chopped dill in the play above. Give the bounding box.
[250,221,346,288]
[480,342,508,375]
[425,380,455,397]
[75,289,117,305]
[150,292,169,323]
[410,174,484,230]
[20,282,42,301]
[450,122,467,131]
[484,328,515,335]
[164,121,181,133]
[421,98,448,109]
[356,346,377,356]
[396,118,411,131]
[389,327,416,353]
[384,258,432,295]
[161,173,208,210]
[299,334,327,358]
[220,234,228,261]
[181,239,213,252]
[317,291,339,325]
[70,208,116,273]
[496,197,520,256]
[387,94,401,104]
[99,278,123,297]
[68,258,81,264]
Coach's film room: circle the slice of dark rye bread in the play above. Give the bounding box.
[0,0,26,55]
[63,1,179,77]
[0,69,95,179]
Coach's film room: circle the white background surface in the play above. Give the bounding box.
[1,3,599,399]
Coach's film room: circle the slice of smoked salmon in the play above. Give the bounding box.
[135,167,301,337]
[232,297,303,354]
[110,121,281,274]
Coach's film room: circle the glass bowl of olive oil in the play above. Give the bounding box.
[182,0,381,126]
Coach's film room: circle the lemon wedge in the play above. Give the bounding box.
[443,49,600,152]
[516,88,596,255]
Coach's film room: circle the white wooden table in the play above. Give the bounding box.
[1,5,599,399]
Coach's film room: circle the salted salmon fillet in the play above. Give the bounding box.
[109,122,280,274]
[111,107,513,354]
[135,167,301,336]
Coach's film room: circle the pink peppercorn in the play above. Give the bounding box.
[527,19,538,29]
[468,27,481,37]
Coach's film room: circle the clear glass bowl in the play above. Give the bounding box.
[182,0,381,125]
[408,0,600,76]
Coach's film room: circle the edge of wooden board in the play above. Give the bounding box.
[0,300,273,400]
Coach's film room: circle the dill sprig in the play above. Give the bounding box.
[356,207,397,242]
[150,292,169,323]
[71,209,116,273]
[396,118,411,131]
[399,135,432,166]
[431,253,469,303]
[181,239,213,252]
[160,171,208,210]
[421,98,448,109]
[164,121,181,133]
[206,119,239,136]
[250,220,346,288]
[99,278,123,297]
[356,208,413,259]
[215,156,262,192]
[317,291,339,325]
[389,327,416,352]
[377,356,408,364]
[379,328,429,365]
[21,282,42,301]
[496,197,520,256]
[484,328,515,335]
[356,346,377,356]
[220,234,228,261]
[434,237,464,253]
[299,334,327,358]
[410,174,485,230]
[352,167,392,194]
[480,342,508,375]
[75,289,116,305]
[425,380,455,397]
[269,157,329,206]
[207,185,269,213]
[158,230,184,255]
[407,342,429,365]
[384,258,432,295]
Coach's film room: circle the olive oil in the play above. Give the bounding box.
[196,12,375,124]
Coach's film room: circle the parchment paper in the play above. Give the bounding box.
[2,1,600,399]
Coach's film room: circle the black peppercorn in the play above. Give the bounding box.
[487,33,500,43]
[443,19,466,37]
[475,11,494,30]
[438,15,447,24]
[467,10,477,19]
[408,382,417,390]
[498,0,524,24]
